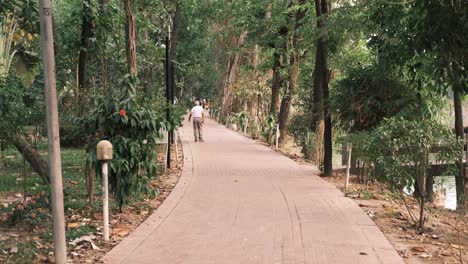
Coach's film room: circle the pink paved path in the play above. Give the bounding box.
[102,118,404,264]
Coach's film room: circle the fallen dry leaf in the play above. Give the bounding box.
[67,222,80,228]
[93,212,103,220]
[68,180,79,185]
[418,253,431,258]
[69,235,96,246]
[10,246,18,254]
[112,224,129,237]
[450,244,463,249]
[411,246,426,252]
[90,242,101,250]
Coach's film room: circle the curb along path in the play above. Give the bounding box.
[102,118,404,264]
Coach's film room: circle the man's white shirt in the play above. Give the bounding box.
[191,105,204,118]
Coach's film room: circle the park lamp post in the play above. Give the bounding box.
[97,140,113,241]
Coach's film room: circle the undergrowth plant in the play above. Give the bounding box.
[364,117,461,229]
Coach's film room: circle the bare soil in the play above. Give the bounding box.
[322,170,467,264]
[0,138,183,264]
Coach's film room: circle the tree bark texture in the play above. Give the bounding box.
[100,0,109,91]
[11,133,50,185]
[270,50,283,115]
[277,0,307,148]
[169,0,181,98]
[123,0,137,76]
[220,31,247,122]
[453,89,465,207]
[312,0,332,175]
[77,0,94,114]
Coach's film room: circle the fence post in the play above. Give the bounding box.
[275,124,279,149]
[345,143,353,190]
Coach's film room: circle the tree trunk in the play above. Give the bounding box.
[11,133,50,185]
[220,31,247,122]
[323,70,332,176]
[277,0,307,148]
[77,0,93,114]
[453,89,465,207]
[99,0,109,91]
[312,0,331,175]
[169,0,181,98]
[123,0,137,76]
[85,158,95,203]
[270,50,283,115]
[0,140,3,167]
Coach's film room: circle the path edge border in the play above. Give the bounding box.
[101,129,194,264]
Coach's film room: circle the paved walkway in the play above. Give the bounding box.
[102,118,404,264]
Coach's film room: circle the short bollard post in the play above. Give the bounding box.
[96,140,113,241]
[345,143,352,190]
[275,124,280,149]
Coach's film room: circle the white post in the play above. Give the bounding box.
[345,143,353,190]
[175,130,179,163]
[102,161,109,241]
[96,140,112,241]
[275,124,279,149]
[102,162,109,241]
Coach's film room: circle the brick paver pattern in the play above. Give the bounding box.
[103,118,404,264]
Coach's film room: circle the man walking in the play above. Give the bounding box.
[188,101,205,142]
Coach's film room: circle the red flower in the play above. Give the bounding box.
[119,109,127,116]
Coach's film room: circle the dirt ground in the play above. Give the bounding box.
[0,138,183,264]
[322,170,468,264]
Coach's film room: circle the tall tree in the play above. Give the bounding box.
[278,0,307,148]
[77,0,94,113]
[123,0,137,76]
[220,31,247,122]
[312,0,332,175]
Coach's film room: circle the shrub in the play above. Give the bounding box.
[364,117,461,229]
[83,76,169,210]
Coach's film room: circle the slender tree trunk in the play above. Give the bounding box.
[312,0,331,175]
[220,31,247,122]
[278,60,300,148]
[270,50,283,115]
[123,0,137,76]
[277,0,307,148]
[0,140,3,167]
[170,0,181,98]
[85,158,95,202]
[77,0,93,114]
[170,1,181,60]
[454,89,465,207]
[11,133,50,185]
[100,0,109,91]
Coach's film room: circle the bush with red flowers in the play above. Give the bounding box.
[82,75,172,210]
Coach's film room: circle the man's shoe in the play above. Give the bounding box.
[194,139,198,142]
[199,139,204,142]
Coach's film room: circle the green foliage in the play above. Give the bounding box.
[1,193,51,226]
[0,76,25,137]
[261,114,278,144]
[363,117,461,227]
[288,113,311,146]
[364,117,461,192]
[83,76,166,210]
